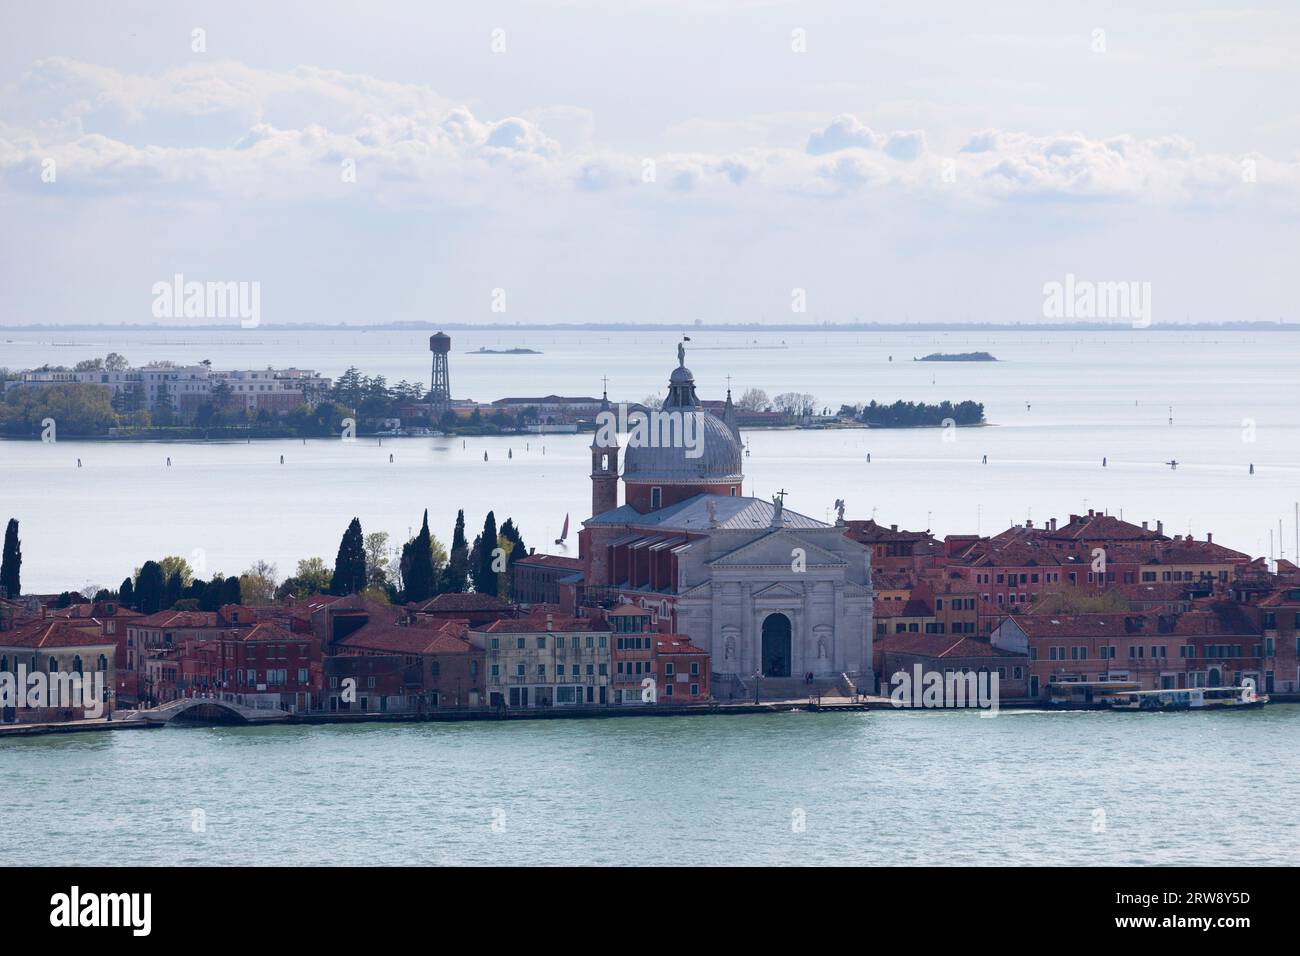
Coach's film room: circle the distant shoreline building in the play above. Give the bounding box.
[5,365,330,418]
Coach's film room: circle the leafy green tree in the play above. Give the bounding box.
[441,510,470,593]
[0,384,118,437]
[363,532,392,590]
[329,518,367,595]
[239,560,278,605]
[276,557,331,599]
[1,518,20,598]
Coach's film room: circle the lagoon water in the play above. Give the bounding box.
[3,706,1298,866]
[2,328,1298,592]
[2,328,1300,866]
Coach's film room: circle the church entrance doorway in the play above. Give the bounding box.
[761,613,792,677]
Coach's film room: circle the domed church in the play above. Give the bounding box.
[576,345,874,688]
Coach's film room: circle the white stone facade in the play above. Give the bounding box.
[673,523,873,680]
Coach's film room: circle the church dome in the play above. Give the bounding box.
[622,346,744,485]
[622,412,744,483]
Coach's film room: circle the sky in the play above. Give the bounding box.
[1,0,1298,327]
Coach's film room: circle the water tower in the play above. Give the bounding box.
[429,332,452,417]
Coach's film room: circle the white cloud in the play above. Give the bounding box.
[2,59,1296,212]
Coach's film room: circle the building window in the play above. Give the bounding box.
[650,487,662,509]
[430,661,440,677]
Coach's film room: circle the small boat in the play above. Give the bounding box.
[1108,686,1268,712]
[554,512,569,546]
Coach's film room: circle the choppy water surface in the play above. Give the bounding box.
[3,706,1297,866]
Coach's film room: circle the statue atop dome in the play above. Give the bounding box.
[677,341,686,368]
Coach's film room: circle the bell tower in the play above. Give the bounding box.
[591,380,619,516]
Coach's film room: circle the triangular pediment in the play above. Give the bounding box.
[751,581,803,599]
[708,529,848,568]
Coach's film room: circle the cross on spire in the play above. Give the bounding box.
[601,375,609,398]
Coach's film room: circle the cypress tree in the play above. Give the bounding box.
[441,509,470,593]
[119,576,135,609]
[499,518,527,597]
[329,517,367,595]
[0,518,20,599]
[473,511,499,596]
[136,560,165,614]
[405,510,437,603]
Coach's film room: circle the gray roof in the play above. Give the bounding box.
[621,410,743,483]
[585,494,829,531]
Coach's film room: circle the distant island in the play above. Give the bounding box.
[467,347,542,355]
[843,399,986,428]
[915,352,997,362]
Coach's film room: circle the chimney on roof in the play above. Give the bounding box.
[891,524,898,532]
[1049,518,1057,531]
[1157,520,1164,536]
[1070,514,1080,523]
[1142,521,1148,530]
[1088,509,1095,518]
[1207,532,1213,544]
[546,612,554,631]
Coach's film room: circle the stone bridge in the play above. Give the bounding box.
[133,697,291,725]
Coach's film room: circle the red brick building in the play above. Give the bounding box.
[334,618,484,710]
[204,622,322,712]
[651,635,711,703]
